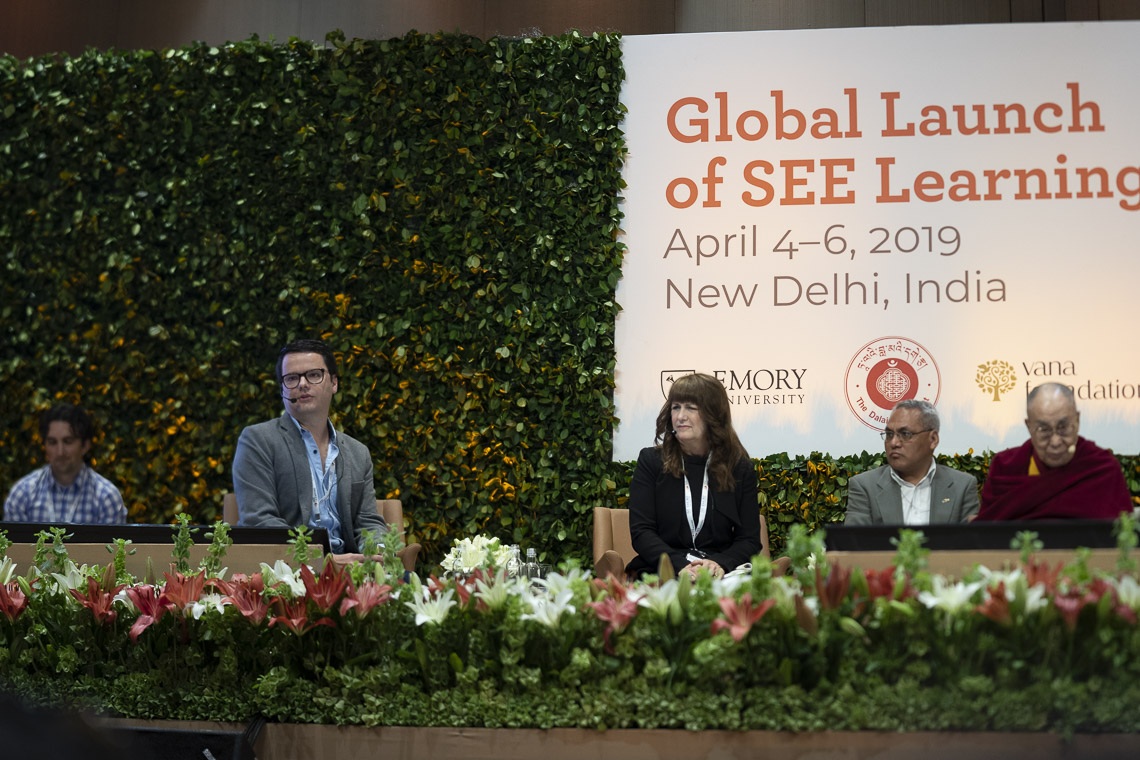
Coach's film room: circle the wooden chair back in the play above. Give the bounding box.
[592,505,778,579]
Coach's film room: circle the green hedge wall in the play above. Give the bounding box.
[2,33,1138,567]
[0,32,626,564]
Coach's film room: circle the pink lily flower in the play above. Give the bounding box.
[339,580,393,618]
[301,563,351,615]
[125,584,168,643]
[70,576,124,625]
[711,592,776,642]
[160,571,207,615]
[0,582,29,623]
[269,596,336,635]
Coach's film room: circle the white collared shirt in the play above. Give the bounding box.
[889,460,937,525]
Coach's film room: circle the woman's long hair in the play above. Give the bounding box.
[655,373,749,491]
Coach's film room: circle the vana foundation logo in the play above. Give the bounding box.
[976,360,1017,401]
[844,337,941,428]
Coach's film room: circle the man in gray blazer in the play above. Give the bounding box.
[844,399,979,525]
[232,338,386,560]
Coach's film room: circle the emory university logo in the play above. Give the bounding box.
[661,369,696,398]
[844,337,941,429]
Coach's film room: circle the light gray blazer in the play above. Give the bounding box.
[232,414,385,553]
[844,464,980,526]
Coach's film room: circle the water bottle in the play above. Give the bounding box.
[506,545,522,578]
[525,547,538,580]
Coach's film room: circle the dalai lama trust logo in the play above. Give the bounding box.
[844,337,941,429]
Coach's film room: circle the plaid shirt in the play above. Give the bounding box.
[3,464,126,524]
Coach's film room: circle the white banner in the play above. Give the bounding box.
[615,22,1140,460]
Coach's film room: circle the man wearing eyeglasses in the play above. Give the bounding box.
[844,399,980,525]
[231,338,387,561]
[975,382,1132,521]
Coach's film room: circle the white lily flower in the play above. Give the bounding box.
[404,586,456,626]
[520,587,576,628]
[976,566,1023,589]
[538,566,588,599]
[260,560,305,596]
[440,535,512,574]
[769,576,801,616]
[189,593,229,620]
[973,569,1050,618]
[50,560,92,593]
[474,569,515,611]
[711,572,750,596]
[1021,583,1050,614]
[918,576,983,614]
[1110,575,1140,610]
[636,580,678,617]
[0,557,18,586]
[112,586,136,608]
[801,595,819,615]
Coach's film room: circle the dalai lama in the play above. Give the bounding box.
[976,382,1134,520]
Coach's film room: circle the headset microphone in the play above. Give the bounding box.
[1067,444,1077,454]
[282,390,299,403]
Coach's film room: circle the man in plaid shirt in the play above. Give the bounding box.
[3,404,126,523]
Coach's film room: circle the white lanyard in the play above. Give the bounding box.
[311,465,335,522]
[683,455,711,548]
[45,468,79,523]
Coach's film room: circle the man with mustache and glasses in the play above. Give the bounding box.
[844,399,979,526]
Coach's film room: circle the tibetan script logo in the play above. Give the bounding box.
[976,360,1017,401]
[844,337,941,430]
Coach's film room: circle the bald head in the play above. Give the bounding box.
[1025,383,1080,468]
[1026,382,1075,410]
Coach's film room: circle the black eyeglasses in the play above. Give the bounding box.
[881,428,932,442]
[1030,420,1076,440]
[281,369,327,389]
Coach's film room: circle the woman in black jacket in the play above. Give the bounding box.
[625,373,761,580]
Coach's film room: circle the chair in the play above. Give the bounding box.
[592,506,636,581]
[592,506,789,580]
[222,493,421,573]
[222,492,239,525]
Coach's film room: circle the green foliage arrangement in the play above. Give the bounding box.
[3,523,1140,733]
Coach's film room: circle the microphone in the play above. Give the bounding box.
[1067,444,1077,454]
[282,390,299,403]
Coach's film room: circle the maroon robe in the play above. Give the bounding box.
[976,437,1133,521]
